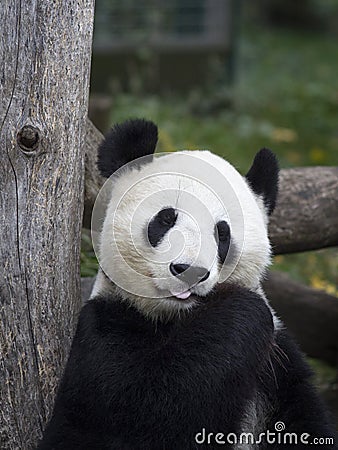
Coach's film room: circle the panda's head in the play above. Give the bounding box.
[92,119,279,321]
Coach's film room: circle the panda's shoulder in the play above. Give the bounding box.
[207,284,272,319]
[76,295,141,341]
[272,327,314,382]
[79,295,116,326]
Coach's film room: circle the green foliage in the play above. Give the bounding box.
[307,357,337,390]
[81,231,99,277]
[108,28,338,166]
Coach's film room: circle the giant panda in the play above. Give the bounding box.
[38,119,336,449]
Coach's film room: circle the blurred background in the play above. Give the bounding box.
[83,0,338,423]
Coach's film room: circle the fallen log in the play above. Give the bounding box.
[263,271,338,366]
[269,166,338,254]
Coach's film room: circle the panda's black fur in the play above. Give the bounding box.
[38,287,335,449]
[97,119,158,178]
[37,120,336,449]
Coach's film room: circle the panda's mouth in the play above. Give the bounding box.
[169,289,192,300]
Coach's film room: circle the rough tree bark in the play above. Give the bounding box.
[83,124,338,254]
[84,119,105,229]
[0,1,94,448]
[270,166,338,254]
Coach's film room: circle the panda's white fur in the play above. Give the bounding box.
[92,150,275,323]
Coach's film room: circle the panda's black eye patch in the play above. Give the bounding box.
[148,207,177,247]
[216,221,230,242]
[215,221,230,263]
[157,208,177,227]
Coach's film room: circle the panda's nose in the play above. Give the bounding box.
[169,263,210,285]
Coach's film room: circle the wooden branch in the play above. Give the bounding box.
[0,2,94,448]
[83,127,338,253]
[269,166,338,254]
[263,271,338,366]
[81,274,338,366]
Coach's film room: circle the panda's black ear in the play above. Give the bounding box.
[97,119,158,178]
[245,148,279,215]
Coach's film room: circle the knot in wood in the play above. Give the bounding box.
[17,125,40,152]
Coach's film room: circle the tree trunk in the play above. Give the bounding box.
[0,1,94,448]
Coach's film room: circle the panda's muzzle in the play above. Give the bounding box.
[169,263,210,285]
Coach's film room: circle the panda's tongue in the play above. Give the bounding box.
[171,290,191,300]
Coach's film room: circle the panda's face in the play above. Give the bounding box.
[93,147,277,321]
[147,205,230,300]
[127,166,229,301]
